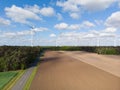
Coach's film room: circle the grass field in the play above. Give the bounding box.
[0,71,18,89]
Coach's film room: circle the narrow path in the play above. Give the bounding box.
[30,51,120,90]
[11,58,39,90]
[11,67,34,90]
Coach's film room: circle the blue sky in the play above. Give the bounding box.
[0,0,120,46]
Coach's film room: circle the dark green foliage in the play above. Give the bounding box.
[40,46,120,55]
[41,46,81,51]
[95,47,120,55]
[0,46,41,72]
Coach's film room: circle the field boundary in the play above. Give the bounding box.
[23,64,39,90]
[2,70,25,90]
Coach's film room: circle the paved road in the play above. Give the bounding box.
[30,51,120,90]
[11,58,39,90]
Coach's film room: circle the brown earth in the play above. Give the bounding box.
[30,51,120,90]
[62,51,120,77]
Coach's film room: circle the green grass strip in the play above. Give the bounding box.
[23,65,38,90]
[2,70,25,90]
[0,71,18,90]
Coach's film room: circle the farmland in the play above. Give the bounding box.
[30,51,120,90]
[0,71,18,89]
[0,46,120,90]
[0,46,120,72]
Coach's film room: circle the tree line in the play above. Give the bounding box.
[41,46,120,54]
[0,46,120,72]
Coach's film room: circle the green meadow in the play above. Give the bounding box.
[0,71,18,89]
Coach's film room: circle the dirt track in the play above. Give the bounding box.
[30,51,120,90]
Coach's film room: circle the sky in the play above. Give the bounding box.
[0,0,120,46]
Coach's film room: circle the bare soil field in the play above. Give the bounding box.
[30,51,120,90]
[63,51,120,77]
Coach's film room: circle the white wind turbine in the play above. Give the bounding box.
[115,34,120,46]
[114,34,117,47]
[28,25,48,47]
[118,35,120,46]
[91,31,100,47]
[55,32,63,47]
[27,25,35,47]
[29,25,35,47]
[118,38,120,46]
[100,33,116,46]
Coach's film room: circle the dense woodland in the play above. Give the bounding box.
[0,46,41,72]
[0,46,120,72]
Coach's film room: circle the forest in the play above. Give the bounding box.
[0,46,41,72]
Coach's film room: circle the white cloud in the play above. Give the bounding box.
[25,5,55,17]
[56,0,116,20]
[54,21,95,30]
[84,33,96,38]
[54,22,68,30]
[5,5,40,24]
[0,17,11,25]
[81,21,95,28]
[1,31,31,38]
[25,4,40,14]
[57,0,116,12]
[1,32,16,38]
[50,33,56,37]
[56,0,117,20]
[68,24,80,30]
[105,11,120,28]
[56,13,63,20]
[1,27,48,38]
[56,1,80,12]
[40,7,55,17]
[70,13,80,19]
[31,27,48,32]
[99,33,115,37]
[90,28,117,38]
[17,31,32,36]
[104,27,117,33]
[79,0,115,11]
[59,29,117,40]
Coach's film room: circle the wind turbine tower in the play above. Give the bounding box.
[28,25,35,47]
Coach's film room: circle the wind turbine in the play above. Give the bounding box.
[91,31,100,47]
[117,35,120,46]
[27,25,35,47]
[114,34,117,47]
[27,25,48,47]
[100,33,116,46]
[55,32,63,47]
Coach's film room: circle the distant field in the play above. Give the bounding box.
[30,51,120,90]
[0,71,18,89]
